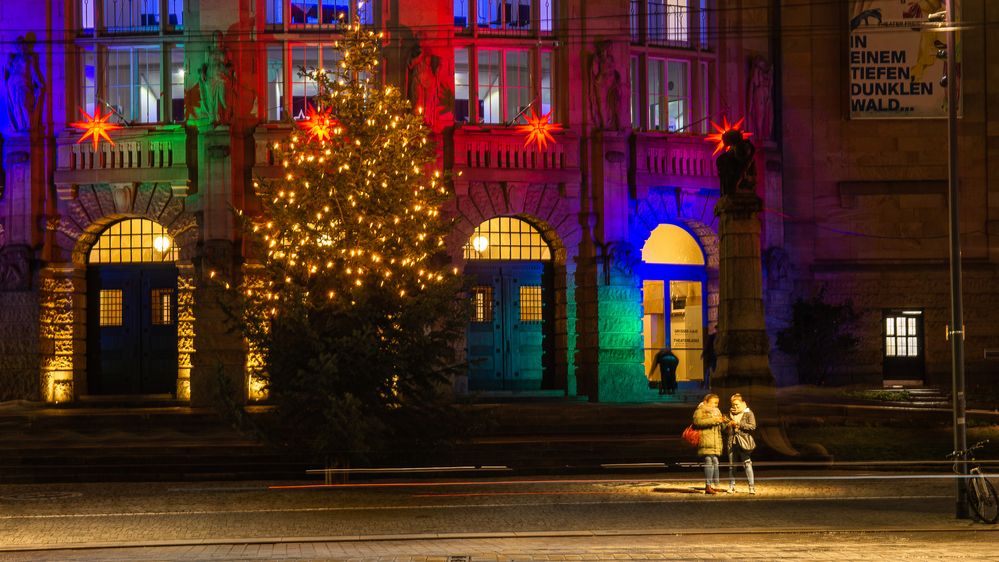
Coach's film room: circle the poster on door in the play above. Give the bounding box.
[848,0,957,119]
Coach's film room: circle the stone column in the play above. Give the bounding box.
[713,175,798,456]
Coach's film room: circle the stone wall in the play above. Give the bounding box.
[0,291,40,400]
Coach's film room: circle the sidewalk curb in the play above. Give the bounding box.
[1,525,995,553]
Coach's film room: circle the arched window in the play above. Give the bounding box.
[641,223,705,265]
[89,218,178,264]
[464,217,552,261]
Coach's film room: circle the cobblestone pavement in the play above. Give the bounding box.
[0,472,996,560]
[2,531,997,561]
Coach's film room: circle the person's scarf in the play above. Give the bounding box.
[730,404,745,425]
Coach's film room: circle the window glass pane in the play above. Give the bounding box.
[699,61,710,133]
[630,56,640,128]
[540,0,553,32]
[700,0,709,47]
[100,290,123,327]
[266,0,284,24]
[908,337,918,356]
[478,50,501,124]
[505,51,530,123]
[667,59,688,132]
[358,0,374,24]
[508,0,531,31]
[630,0,639,41]
[455,0,469,27]
[291,0,319,24]
[896,317,905,335]
[89,218,178,264]
[167,0,183,30]
[464,217,552,261]
[81,0,95,31]
[454,48,470,123]
[541,51,553,117]
[136,48,162,123]
[648,0,666,45]
[291,45,319,118]
[107,48,133,122]
[897,336,907,356]
[667,0,688,45]
[885,317,894,336]
[104,0,160,32]
[170,46,185,123]
[321,46,342,79]
[477,0,499,29]
[886,336,895,357]
[908,317,916,334]
[647,59,665,131]
[471,286,493,322]
[520,285,543,322]
[81,46,96,115]
[152,289,174,325]
[267,45,285,121]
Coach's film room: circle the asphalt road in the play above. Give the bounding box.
[0,470,996,560]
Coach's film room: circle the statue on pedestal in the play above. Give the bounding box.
[747,57,774,141]
[3,34,45,133]
[589,42,623,131]
[716,129,757,197]
[198,31,234,126]
[406,38,448,129]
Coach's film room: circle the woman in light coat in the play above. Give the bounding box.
[692,393,725,494]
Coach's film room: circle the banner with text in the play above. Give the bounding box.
[849,0,956,119]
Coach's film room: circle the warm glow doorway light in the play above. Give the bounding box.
[472,235,490,253]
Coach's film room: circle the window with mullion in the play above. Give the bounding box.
[78,42,181,124]
[464,46,552,125]
[471,0,543,34]
[667,59,689,132]
[288,44,343,120]
[269,0,373,27]
[103,0,161,33]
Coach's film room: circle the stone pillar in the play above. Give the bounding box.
[587,131,648,402]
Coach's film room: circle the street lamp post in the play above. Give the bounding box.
[943,1,969,520]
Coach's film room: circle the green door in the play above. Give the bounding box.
[467,263,545,391]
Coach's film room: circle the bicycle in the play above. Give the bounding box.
[947,440,999,524]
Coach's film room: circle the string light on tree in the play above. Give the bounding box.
[705,116,752,156]
[70,106,122,149]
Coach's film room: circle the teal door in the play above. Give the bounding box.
[86,265,178,395]
[467,263,545,391]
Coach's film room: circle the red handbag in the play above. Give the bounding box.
[682,425,700,448]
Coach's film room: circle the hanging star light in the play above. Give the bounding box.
[517,109,562,151]
[298,103,339,143]
[704,116,752,156]
[70,107,121,150]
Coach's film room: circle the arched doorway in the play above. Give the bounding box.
[463,217,554,391]
[639,224,708,389]
[85,218,179,395]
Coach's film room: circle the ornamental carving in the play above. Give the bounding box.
[0,245,32,291]
[2,34,45,133]
[197,31,235,125]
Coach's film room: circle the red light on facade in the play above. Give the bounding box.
[705,116,752,156]
[517,110,562,151]
[298,104,339,143]
[70,107,121,150]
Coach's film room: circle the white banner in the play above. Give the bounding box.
[849,0,955,119]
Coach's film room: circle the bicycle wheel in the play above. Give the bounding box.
[966,470,999,524]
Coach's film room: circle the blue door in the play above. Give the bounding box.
[466,263,545,391]
[87,265,178,395]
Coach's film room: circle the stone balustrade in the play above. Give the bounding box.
[632,133,718,197]
[452,126,581,193]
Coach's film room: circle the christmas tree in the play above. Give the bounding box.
[235,20,466,465]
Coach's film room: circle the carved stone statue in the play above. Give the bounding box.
[198,31,235,125]
[717,130,757,197]
[747,57,774,141]
[590,42,623,131]
[406,39,446,129]
[3,34,45,133]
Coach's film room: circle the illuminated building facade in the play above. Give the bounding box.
[0,0,784,405]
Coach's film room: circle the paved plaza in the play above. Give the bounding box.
[0,471,996,560]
